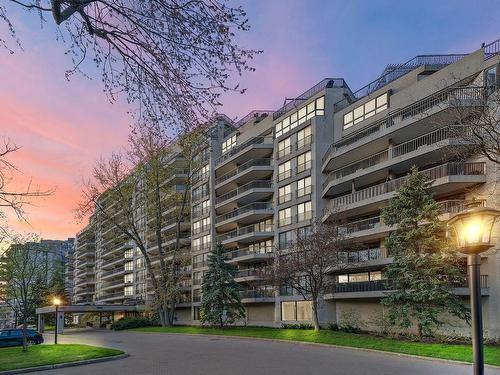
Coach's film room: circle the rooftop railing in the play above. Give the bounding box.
[215,158,272,185]
[215,202,273,224]
[215,136,274,166]
[235,110,274,128]
[333,54,468,112]
[484,38,500,60]
[324,86,485,160]
[273,78,347,120]
[327,162,485,210]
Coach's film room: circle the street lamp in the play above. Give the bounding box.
[52,297,61,345]
[448,203,500,375]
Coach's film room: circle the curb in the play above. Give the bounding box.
[130,330,500,370]
[0,353,129,375]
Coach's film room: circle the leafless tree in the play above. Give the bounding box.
[265,219,354,331]
[0,138,53,236]
[0,234,47,352]
[1,1,260,128]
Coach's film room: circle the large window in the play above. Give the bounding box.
[297,201,312,222]
[278,184,292,204]
[278,161,292,181]
[192,235,211,252]
[297,126,312,149]
[278,137,292,158]
[193,164,210,183]
[275,96,325,138]
[279,230,293,249]
[297,176,312,197]
[281,301,312,321]
[296,151,311,174]
[337,271,383,283]
[193,183,209,201]
[343,92,388,129]
[486,65,498,95]
[193,252,209,268]
[124,248,134,259]
[124,261,134,271]
[124,273,134,284]
[278,207,292,227]
[193,217,210,235]
[222,134,237,154]
[193,199,210,217]
[124,286,134,296]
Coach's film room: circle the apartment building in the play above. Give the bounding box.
[73,38,500,337]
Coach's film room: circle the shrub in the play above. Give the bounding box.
[338,308,363,334]
[327,322,339,331]
[111,317,157,331]
[281,323,313,330]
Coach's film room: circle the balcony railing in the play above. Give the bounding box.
[327,162,485,210]
[337,248,382,264]
[216,180,272,205]
[215,136,274,166]
[234,269,261,278]
[215,202,273,224]
[333,54,467,112]
[484,37,500,60]
[240,289,274,299]
[224,246,274,260]
[324,127,467,186]
[215,158,272,185]
[325,86,485,159]
[217,222,273,242]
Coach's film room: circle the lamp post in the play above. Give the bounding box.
[448,203,500,375]
[52,297,61,345]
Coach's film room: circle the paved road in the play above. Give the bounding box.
[34,330,500,375]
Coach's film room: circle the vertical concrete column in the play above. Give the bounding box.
[37,315,45,333]
[57,311,64,334]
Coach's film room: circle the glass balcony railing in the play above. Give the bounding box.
[216,180,272,205]
[216,202,273,224]
[215,136,274,166]
[224,246,274,261]
[217,222,273,242]
[215,158,272,185]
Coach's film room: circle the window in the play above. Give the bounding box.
[124,261,134,271]
[193,252,209,268]
[193,164,210,183]
[124,286,134,296]
[336,271,383,283]
[297,151,311,173]
[281,301,312,321]
[135,257,144,269]
[338,275,349,283]
[254,218,273,232]
[275,96,325,138]
[249,239,273,254]
[222,134,237,154]
[297,126,312,149]
[124,273,134,284]
[193,307,201,320]
[278,207,292,227]
[193,271,204,285]
[343,92,389,129]
[278,161,292,181]
[124,248,134,259]
[370,271,382,281]
[278,137,292,158]
[297,176,312,197]
[297,225,312,239]
[297,201,312,222]
[135,283,146,295]
[192,235,211,252]
[193,183,209,201]
[278,184,292,204]
[486,65,498,95]
[136,269,146,282]
[193,199,210,217]
[193,217,210,235]
[279,230,293,249]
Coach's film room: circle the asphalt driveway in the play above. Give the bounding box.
[33,330,500,375]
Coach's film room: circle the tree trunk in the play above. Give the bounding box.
[22,320,28,352]
[417,323,423,341]
[312,298,320,331]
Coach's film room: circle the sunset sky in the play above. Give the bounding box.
[1,0,498,240]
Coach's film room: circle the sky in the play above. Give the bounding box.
[0,0,499,240]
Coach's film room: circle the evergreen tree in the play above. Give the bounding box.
[200,244,245,328]
[381,166,470,338]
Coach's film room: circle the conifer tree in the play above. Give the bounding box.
[381,166,470,338]
[200,244,245,328]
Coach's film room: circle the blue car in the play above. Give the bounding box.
[0,329,44,347]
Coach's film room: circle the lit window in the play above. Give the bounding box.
[124,273,134,284]
[297,126,312,149]
[343,92,389,129]
[281,301,312,321]
[281,301,296,321]
[222,134,237,154]
[278,161,292,181]
[338,275,348,283]
[297,201,312,222]
[124,248,134,259]
[275,96,325,138]
[297,176,312,197]
[296,301,312,321]
[278,184,292,204]
[124,286,134,296]
[278,137,292,158]
[296,151,311,173]
[278,207,292,227]
[349,272,369,282]
[124,261,134,271]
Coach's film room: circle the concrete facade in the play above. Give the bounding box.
[72,39,500,337]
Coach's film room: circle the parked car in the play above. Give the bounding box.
[0,329,44,347]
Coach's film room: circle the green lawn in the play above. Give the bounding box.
[132,326,500,366]
[0,344,124,371]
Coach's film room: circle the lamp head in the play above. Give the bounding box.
[52,297,61,306]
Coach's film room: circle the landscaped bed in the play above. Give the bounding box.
[132,326,500,366]
[0,344,124,372]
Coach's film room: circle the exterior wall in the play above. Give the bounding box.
[70,40,500,338]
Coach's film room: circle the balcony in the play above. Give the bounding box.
[225,246,274,264]
[239,289,274,303]
[324,162,485,218]
[326,275,489,299]
[215,158,273,192]
[215,180,273,212]
[218,222,273,247]
[215,136,274,171]
[234,269,262,282]
[323,127,470,195]
[323,86,485,171]
[215,202,273,231]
